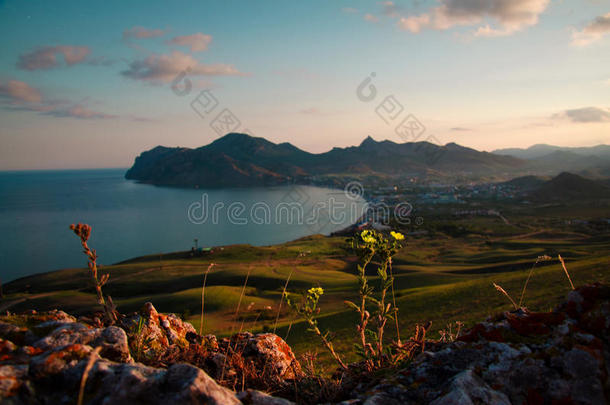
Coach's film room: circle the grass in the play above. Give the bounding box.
[2,224,609,372]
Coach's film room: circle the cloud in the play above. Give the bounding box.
[298,107,337,116]
[571,13,610,47]
[299,107,322,115]
[398,14,431,33]
[43,105,117,120]
[121,51,244,84]
[364,13,379,23]
[0,80,43,104]
[394,0,549,36]
[381,1,402,18]
[168,33,212,52]
[450,127,471,131]
[0,79,129,120]
[554,107,610,123]
[17,46,91,70]
[123,26,166,40]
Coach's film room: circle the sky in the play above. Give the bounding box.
[0,0,609,170]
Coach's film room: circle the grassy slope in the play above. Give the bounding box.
[3,226,610,372]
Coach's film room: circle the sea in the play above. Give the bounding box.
[0,169,367,282]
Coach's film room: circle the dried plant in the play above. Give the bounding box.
[438,321,464,342]
[558,254,575,290]
[519,255,552,307]
[69,223,116,324]
[273,269,293,334]
[77,346,101,405]
[199,263,215,335]
[493,282,518,310]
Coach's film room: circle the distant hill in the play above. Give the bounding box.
[126,133,525,187]
[532,172,610,200]
[492,144,610,175]
[493,144,610,159]
[501,175,548,190]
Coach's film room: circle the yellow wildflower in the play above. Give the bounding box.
[390,231,405,240]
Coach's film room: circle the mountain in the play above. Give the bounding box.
[532,172,610,200]
[501,175,548,190]
[492,144,610,176]
[125,133,525,187]
[493,144,610,160]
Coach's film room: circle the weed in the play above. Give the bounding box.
[285,287,347,370]
[69,223,116,324]
[199,263,215,335]
[558,254,575,290]
[346,229,403,366]
[77,346,102,405]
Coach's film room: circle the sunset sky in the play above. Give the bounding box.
[1,0,609,170]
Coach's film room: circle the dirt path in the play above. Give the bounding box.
[0,292,55,312]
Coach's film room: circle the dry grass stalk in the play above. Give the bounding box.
[493,282,518,310]
[236,266,252,334]
[199,263,215,335]
[273,268,293,334]
[558,254,575,290]
[77,346,102,405]
[69,223,116,324]
[519,255,552,307]
[220,266,252,382]
[388,257,401,344]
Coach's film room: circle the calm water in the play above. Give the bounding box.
[0,169,366,282]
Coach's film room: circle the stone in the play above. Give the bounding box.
[429,370,511,405]
[93,325,132,363]
[225,332,302,381]
[238,388,296,404]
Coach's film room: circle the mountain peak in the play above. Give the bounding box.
[359,136,378,147]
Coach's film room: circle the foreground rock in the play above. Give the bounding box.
[0,304,299,404]
[1,284,609,404]
[350,283,610,404]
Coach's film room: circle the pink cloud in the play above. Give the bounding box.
[121,51,244,84]
[17,46,91,70]
[571,13,610,47]
[364,14,379,23]
[0,79,130,120]
[0,80,43,104]
[123,26,166,40]
[42,104,117,120]
[393,0,549,36]
[169,33,212,52]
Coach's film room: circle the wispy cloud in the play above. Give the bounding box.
[394,0,549,37]
[168,33,212,52]
[0,79,150,121]
[450,127,471,131]
[17,45,91,70]
[123,26,166,40]
[121,51,244,84]
[298,107,337,116]
[571,13,610,47]
[43,105,117,120]
[553,107,610,123]
[0,80,43,104]
[380,1,402,18]
[364,13,379,23]
[341,7,359,14]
